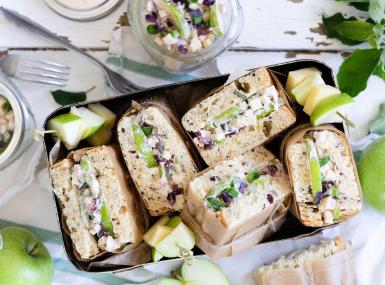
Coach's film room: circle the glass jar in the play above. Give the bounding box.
[0,72,35,169]
[128,0,244,74]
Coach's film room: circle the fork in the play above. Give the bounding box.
[0,54,70,86]
[0,7,142,95]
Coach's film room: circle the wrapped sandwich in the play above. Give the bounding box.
[50,146,144,260]
[118,103,198,216]
[183,147,292,247]
[254,237,354,285]
[283,125,362,227]
[182,67,296,165]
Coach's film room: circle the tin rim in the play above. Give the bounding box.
[0,81,24,167]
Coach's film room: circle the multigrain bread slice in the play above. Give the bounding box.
[182,67,296,165]
[117,104,198,216]
[185,147,292,245]
[284,125,362,227]
[50,146,144,260]
[254,237,346,284]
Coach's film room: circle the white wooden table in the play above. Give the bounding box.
[0,1,384,285]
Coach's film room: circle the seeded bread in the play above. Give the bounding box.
[185,147,292,245]
[50,146,144,260]
[254,236,345,275]
[182,67,296,165]
[118,104,198,216]
[284,126,362,227]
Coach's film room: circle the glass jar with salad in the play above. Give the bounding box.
[129,0,243,73]
[0,74,35,169]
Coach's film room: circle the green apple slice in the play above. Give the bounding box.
[143,225,173,247]
[310,93,354,126]
[70,107,106,139]
[47,113,85,150]
[152,248,164,262]
[210,2,224,37]
[303,85,341,115]
[131,122,158,167]
[291,72,325,106]
[155,222,195,258]
[212,105,243,127]
[285,67,321,93]
[157,278,182,285]
[181,259,231,285]
[304,138,322,198]
[153,0,190,40]
[166,216,182,228]
[100,203,114,236]
[88,103,116,129]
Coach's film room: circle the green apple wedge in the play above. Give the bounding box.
[152,248,164,262]
[156,259,231,285]
[304,138,322,198]
[303,85,341,115]
[310,93,354,126]
[155,217,195,258]
[70,106,106,139]
[210,1,224,37]
[144,225,173,248]
[285,67,321,94]
[0,227,54,285]
[291,72,325,106]
[47,113,85,150]
[153,0,190,39]
[86,104,116,146]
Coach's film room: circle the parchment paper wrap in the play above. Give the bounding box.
[181,198,290,259]
[254,249,355,285]
[280,124,363,227]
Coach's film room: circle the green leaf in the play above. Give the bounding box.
[322,13,364,45]
[147,24,159,35]
[319,155,331,166]
[369,0,385,23]
[374,60,385,81]
[51,89,87,106]
[333,21,373,41]
[337,48,384,97]
[206,197,224,211]
[368,23,385,48]
[141,125,153,136]
[351,2,370,11]
[247,170,260,183]
[369,102,385,134]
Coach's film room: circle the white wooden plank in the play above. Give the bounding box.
[0,0,369,50]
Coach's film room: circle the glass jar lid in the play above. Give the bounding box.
[44,0,122,21]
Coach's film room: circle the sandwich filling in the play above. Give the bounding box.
[205,162,280,211]
[71,157,120,252]
[192,84,283,149]
[304,131,346,224]
[131,119,184,205]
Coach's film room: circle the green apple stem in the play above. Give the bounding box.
[28,243,40,257]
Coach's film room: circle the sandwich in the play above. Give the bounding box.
[254,237,349,285]
[182,67,296,165]
[283,125,362,227]
[50,146,143,260]
[184,147,292,245]
[117,104,198,216]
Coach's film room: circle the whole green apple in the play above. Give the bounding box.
[0,226,54,285]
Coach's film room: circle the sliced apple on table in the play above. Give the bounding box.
[47,113,85,150]
[143,225,173,248]
[303,85,341,115]
[291,72,325,106]
[70,106,106,139]
[156,259,231,285]
[86,103,116,146]
[285,67,321,94]
[310,93,354,126]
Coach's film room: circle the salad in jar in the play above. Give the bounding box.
[144,0,226,54]
[0,96,14,155]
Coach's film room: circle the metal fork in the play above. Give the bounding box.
[0,54,70,86]
[0,7,142,95]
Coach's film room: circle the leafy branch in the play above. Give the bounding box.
[323,0,385,97]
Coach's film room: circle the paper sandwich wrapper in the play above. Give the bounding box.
[253,247,356,285]
[181,196,290,259]
[280,124,363,227]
